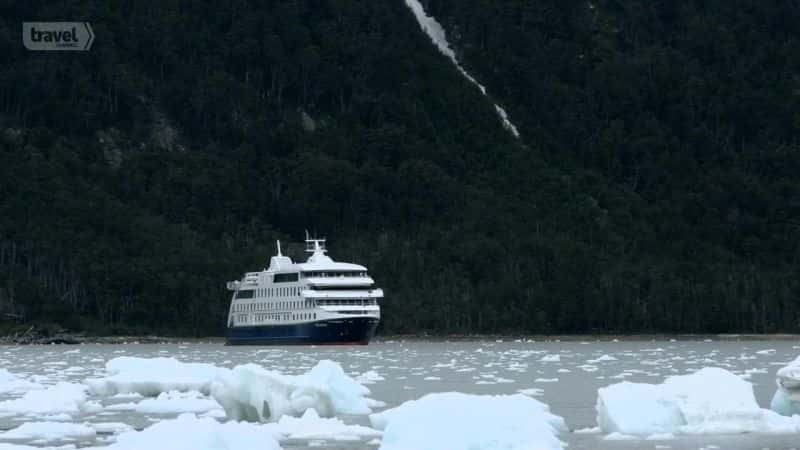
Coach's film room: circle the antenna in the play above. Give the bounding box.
[276,240,282,256]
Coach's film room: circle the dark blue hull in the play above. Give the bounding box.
[226,317,379,345]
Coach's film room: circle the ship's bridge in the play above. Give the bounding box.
[297,236,380,297]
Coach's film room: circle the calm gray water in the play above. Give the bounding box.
[1,339,799,449]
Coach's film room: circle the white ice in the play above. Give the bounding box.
[370,392,566,450]
[517,388,544,397]
[597,367,800,435]
[0,422,95,442]
[0,444,76,450]
[85,357,226,397]
[356,371,384,385]
[210,360,373,422]
[265,408,381,441]
[89,413,281,450]
[0,370,42,395]
[771,355,800,416]
[0,383,89,415]
[107,391,221,414]
[88,423,133,434]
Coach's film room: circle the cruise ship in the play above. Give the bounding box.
[225,235,382,345]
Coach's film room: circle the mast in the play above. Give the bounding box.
[305,233,326,254]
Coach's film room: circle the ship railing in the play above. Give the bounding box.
[302,288,383,299]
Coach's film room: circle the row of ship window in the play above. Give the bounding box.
[236,286,302,299]
[316,299,377,306]
[234,312,316,324]
[252,271,367,285]
[234,300,314,312]
[301,271,368,278]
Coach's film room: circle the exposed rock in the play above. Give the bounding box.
[151,109,185,152]
[96,128,125,169]
[2,128,24,147]
[300,110,317,132]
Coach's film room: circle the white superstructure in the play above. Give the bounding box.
[225,234,382,344]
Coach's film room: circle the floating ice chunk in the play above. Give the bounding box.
[535,378,558,383]
[365,398,387,408]
[517,388,544,397]
[103,403,137,412]
[356,371,385,385]
[0,422,95,441]
[540,355,560,362]
[771,355,800,416]
[370,392,566,450]
[266,408,381,441]
[130,391,221,414]
[0,443,76,450]
[646,433,675,440]
[110,393,142,400]
[211,360,373,422]
[588,354,617,363]
[97,413,281,450]
[0,383,88,414]
[85,357,226,396]
[603,432,637,440]
[0,370,42,394]
[597,367,800,435]
[89,423,134,434]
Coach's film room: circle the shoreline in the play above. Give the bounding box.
[2,333,799,345]
[375,333,800,342]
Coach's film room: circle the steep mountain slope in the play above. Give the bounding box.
[0,0,798,335]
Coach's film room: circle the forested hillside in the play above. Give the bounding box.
[1,0,798,336]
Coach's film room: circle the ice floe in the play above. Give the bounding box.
[0,383,89,415]
[517,388,544,397]
[91,413,281,450]
[356,371,385,385]
[265,408,381,441]
[0,370,42,395]
[85,357,225,397]
[210,360,374,422]
[597,367,800,435]
[106,391,221,414]
[588,354,617,363]
[0,444,76,450]
[771,355,800,416]
[370,392,566,450]
[87,423,133,434]
[0,422,95,442]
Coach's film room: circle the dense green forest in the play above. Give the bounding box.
[0,0,798,336]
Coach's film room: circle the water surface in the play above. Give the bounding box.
[1,339,798,449]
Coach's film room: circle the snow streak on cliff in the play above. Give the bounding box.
[404,0,520,139]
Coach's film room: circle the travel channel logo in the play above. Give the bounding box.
[23,22,94,51]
